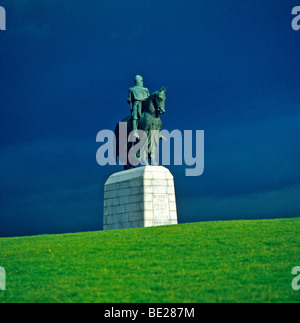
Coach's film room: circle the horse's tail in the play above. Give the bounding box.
[114,116,132,165]
[113,122,119,163]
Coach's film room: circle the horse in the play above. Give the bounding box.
[114,88,167,170]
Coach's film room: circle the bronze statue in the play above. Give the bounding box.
[127,75,150,140]
[115,79,167,170]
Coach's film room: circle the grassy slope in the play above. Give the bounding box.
[0,218,300,303]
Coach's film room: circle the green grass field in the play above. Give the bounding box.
[0,218,300,303]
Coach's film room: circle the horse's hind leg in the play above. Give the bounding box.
[125,142,137,170]
[124,164,135,170]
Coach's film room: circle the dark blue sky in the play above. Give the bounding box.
[0,1,300,237]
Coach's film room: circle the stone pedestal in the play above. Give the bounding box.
[103,166,178,230]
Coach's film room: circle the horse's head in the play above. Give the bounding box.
[142,87,167,117]
[153,87,167,115]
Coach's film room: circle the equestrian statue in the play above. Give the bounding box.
[114,75,167,170]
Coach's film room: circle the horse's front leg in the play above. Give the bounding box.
[150,146,158,166]
[149,133,160,166]
[150,157,158,166]
[140,150,149,166]
[139,143,150,166]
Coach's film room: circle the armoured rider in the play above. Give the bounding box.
[127,75,150,140]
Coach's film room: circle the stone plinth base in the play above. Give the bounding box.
[103,166,178,230]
